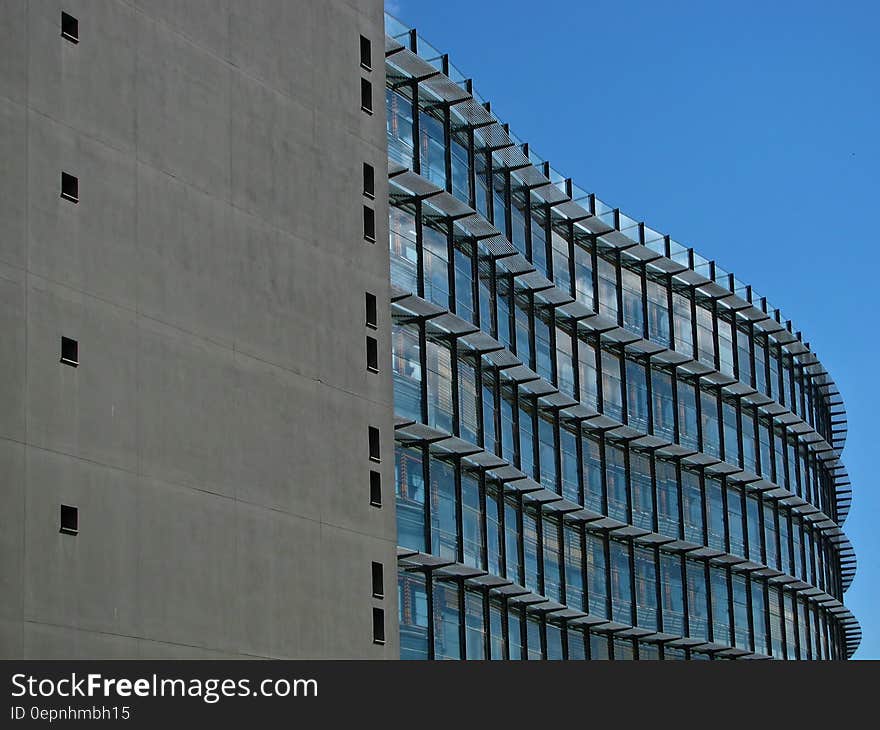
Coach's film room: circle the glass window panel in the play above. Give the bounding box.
[453,243,475,324]
[717,317,735,377]
[430,458,458,561]
[396,445,426,552]
[586,531,608,618]
[583,433,603,514]
[551,230,572,295]
[555,325,576,397]
[590,632,610,660]
[523,510,540,593]
[511,194,527,256]
[752,578,768,655]
[458,358,478,445]
[422,222,450,310]
[418,109,446,189]
[695,304,715,366]
[634,545,658,631]
[433,580,461,660]
[399,570,429,660]
[605,442,628,522]
[564,524,584,611]
[519,400,535,478]
[560,427,579,504]
[392,323,422,424]
[625,359,649,431]
[686,560,709,641]
[630,450,654,532]
[461,472,482,569]
[489,601,505,660]
[602,350,624,421]
[530,203,548,275]
[672,291,693,356]
[746,494,762,563]
[610,540,632,624]
[389,205,419,292]
[723,401,740,467]
[546,623,564,660]
[681,469,703,544]
[450,138,470,203]
[577,335,599,408]
[481,368,497,454]
[700,389,721,459]
[505,501,520,583]
[426,339,454,433]
[465,590,485,660]
[542,517,562,602]
[651,367,675,441]
[741,407,757,473]
[728,486,745,557]
[568,628,586,660]
[646,277,670,347]
[764,502,778,570]
[500,389,516,465]
[677,378,699,450]
[486,485,502,577]
[656,458,680,539]
[705,476,726,552]
[660,552,684,636]
[621,266,644,334]
[526,615,543,660]
[508,608,524,660]
[574,243,595,310]
[474,153,490,220]
[711,567,730,645]
[732,573,750,651]
[386,88,414,168]
[597,256,619,322]
[534,310,553,383]
[538,414,557,492]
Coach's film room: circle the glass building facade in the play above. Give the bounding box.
[384,14,859,660]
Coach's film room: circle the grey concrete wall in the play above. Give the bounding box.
[0,0,396,658]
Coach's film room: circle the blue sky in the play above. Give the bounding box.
[386,0,879,658]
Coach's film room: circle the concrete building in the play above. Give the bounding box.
[0,0,396,658]
[0,1,859,660]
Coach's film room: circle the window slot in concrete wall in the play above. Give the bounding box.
[61,12,79,43]
[370,470,382,507]
[61,172,79,203]
[360,35,372,70]
[60,336,78,367]
[360,78,372,113]
[371,562,384,598]
[60,505,78,535]
[372,607,385,644]
[363,162,374,199]
[368,426,380,462]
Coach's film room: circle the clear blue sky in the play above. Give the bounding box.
[387,0,879,659]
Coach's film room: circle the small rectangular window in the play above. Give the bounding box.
[369,426,381,462]
[363,206,375,242]
[60,336,78,367]
[365,292,377,329]
[60,504,78,535]
[61,172,79,203]
[360,35,372,70]
[361,78,373,113]
[370,470,382,507]
[363,162,375,199]
[372,607,385,644]
[61,12,79,43]
[371,561,384,598]
[366,336,379,372]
